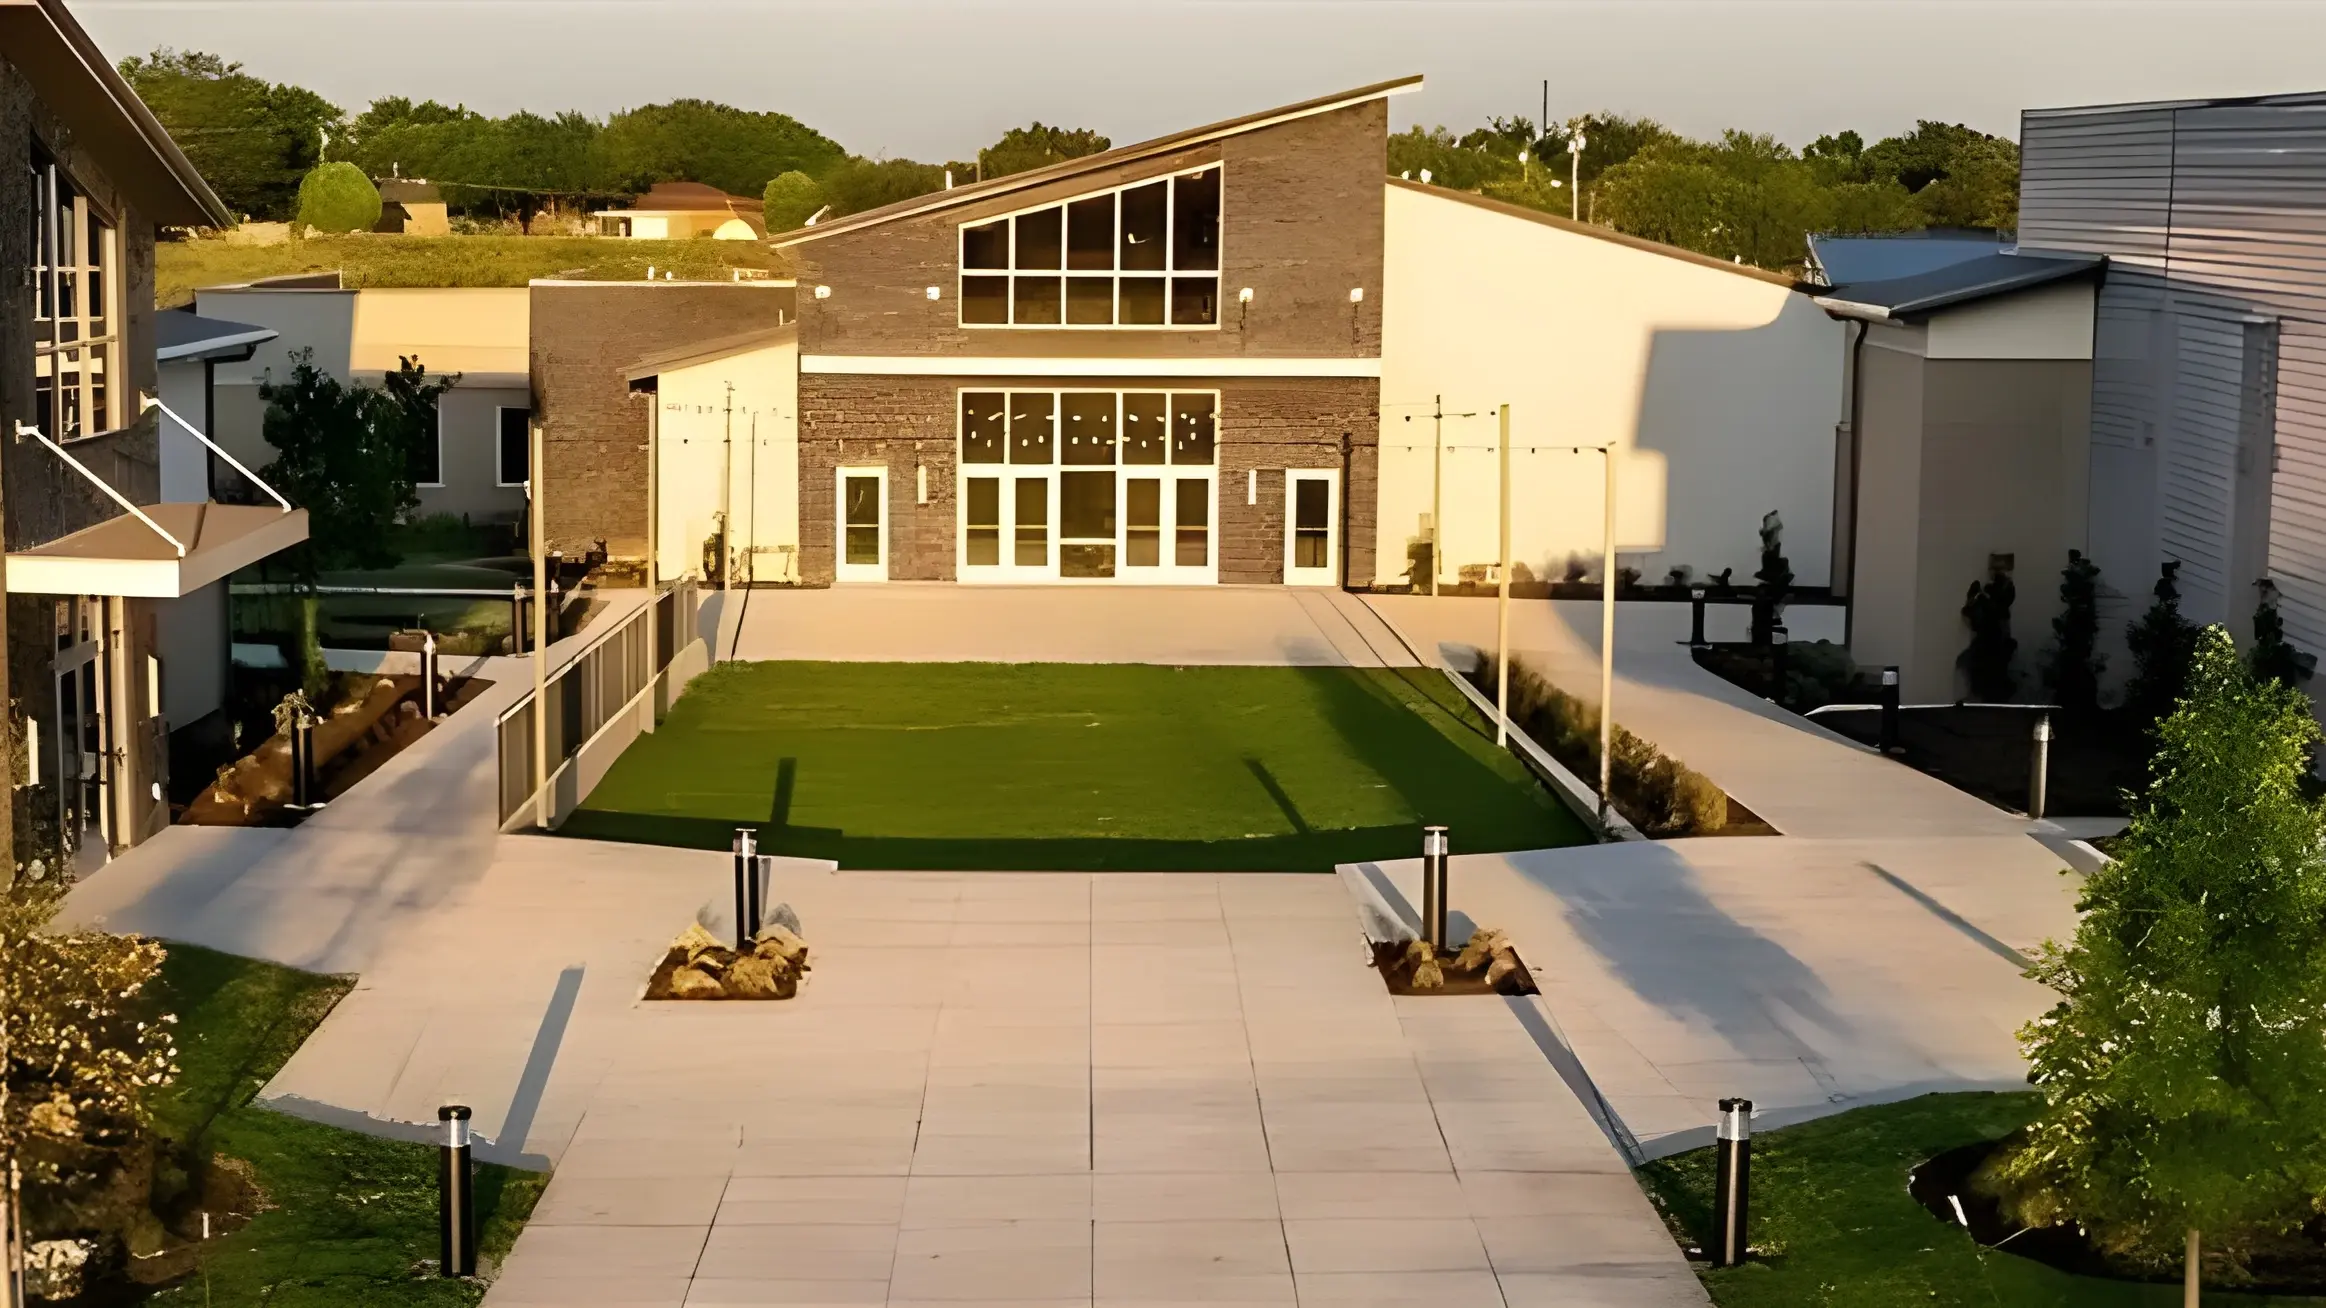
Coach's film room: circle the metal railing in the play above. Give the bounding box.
[497,578,698,826]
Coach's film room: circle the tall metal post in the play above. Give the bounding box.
[1712,1097,1753,1267]
[733,827,759,949]
[1421,825,1449,951]
[291,711,315,808]
[1879,666,1901,754]
[643,390,660,732]
[1429,394,1443,596]
[531,421,550,829]
[420,630,439,719]
[1495,405,1511,747]
[438,1105,475,1278]
[1598,443,1618,827]
[2029,712,2053,821]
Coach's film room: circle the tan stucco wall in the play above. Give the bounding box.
[1378,185,1843,589]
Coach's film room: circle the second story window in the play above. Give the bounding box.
[31,148,120,442]
[959,166,1221,329]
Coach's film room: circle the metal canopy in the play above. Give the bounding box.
[6,502,310,598]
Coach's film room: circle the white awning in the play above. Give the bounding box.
[7,502,310,598]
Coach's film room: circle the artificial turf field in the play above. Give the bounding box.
[561,661,1591,869]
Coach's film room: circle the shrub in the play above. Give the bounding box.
[1992,626,2326,1280]
[2041,549,2104,716]
[1750,510,1791,645]
[1486,656,1728,836]
[761,170,824,232]
[2124,560,2198,724]
[294,162,382,234]
[2247,578,2316,690]
[1957,555,2018,701]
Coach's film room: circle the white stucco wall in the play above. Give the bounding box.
[155,358,211,504]
[655,341,800,583]
[1378,185,1844,589]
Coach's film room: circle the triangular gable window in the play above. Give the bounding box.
[959,166,1220,329]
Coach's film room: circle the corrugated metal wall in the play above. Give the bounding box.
[2019,93,2326,664]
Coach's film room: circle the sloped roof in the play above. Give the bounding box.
[378,178,443,205]
[1390,178,1800,287]
[775,75,1424,248]
[1806,228,2009,287]
[1813,251,2103,322]
[623,181,763,213]
[625,323,797,381]
[155,308,276,361]
[0,0,231,226]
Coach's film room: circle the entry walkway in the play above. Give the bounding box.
[249,837,1701,1306]
[1353,595,2081,1155]
[723,584,1420,667]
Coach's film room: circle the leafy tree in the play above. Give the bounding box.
[1913,133,2021,229]
[2042,549,2105,716]
[596,99,845,197]
[1994,626,2326,1287]
[2125,560,2200,725]
[762,170,825,232]
[1749,510,1791,645]
[295,161,381,233]
[1388,125,1521,192]
[118,48,341,221]
[979,123,1110,179]
[2248,579,2317,689]
[259,351,452,580]
[1958,557,2019,701]
[819,157,949,216]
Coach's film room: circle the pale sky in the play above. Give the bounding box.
[72,0,2326,159]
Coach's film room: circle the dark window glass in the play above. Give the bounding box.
[965,477,1001,566]
[1121,393,1166,464]
[1061,393,1117,465]
[844,475,882,565]
[1066,277,1113,325]
[1061,470,1116,538]
[499,407,532,484]
[1293,478,1330,568]
[1120,181,1167,271]
[963,220,1008,269]
[1013,276,1062,325]
[1173,169,1221,271]
[1170,277,1217,326]
[1010,393,1055,464]
[1067,195,1113,270]
[962,275,1009,324]
[1014,206,1063,270]
[1126,477,1161,567]
[1119,277,1165,325]
[961,392,1006,463]
[1176,478,1210,566]
[1014,476,1048,565]
[1061,543,1115,578]
[1171,394,1216,465]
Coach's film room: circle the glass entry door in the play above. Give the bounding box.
[834,466,889,582]
[1283,468,1339,586]
[958,388,1217,584]
[53,597,110,872]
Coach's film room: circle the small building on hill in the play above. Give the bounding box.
[595,182,766,240]
[374,177,449,236]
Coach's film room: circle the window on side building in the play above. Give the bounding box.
[498,407,532,486]
[31,147,121,443]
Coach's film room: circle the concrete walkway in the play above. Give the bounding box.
[1351,594,2081,1155]
[725,585,1420,667]
[248,836,1700,1307]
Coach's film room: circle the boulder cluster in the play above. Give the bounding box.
[653,914,810,1000]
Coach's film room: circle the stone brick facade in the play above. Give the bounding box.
[530,282,793,557]
[796,375,1377,586]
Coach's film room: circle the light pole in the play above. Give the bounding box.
[1567,128,1586,223]
[1495,405,1512,747]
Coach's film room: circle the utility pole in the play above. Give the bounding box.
[531,420,549,830]
[642,391,658,733]
[1599,441,1618,827]
[1430,394,1444,597]
[1495,404,1512,748]
[719,382,735,591]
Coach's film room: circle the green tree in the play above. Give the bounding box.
[762,170,825,232]
[118,48,340,221]
[1388,125,1521,192]
[2125,560,2200,724]
[1995,626,2326,1289]
[2042,549,2105,716]
[819,157,949,216]
[979,123,1110,179]
[1958,558,2019,701]
[595,99,845,197]
[259,351,451,580]
[295,161,382,233]
[2248,579,2317,689]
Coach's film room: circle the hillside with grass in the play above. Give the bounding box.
[158,233,788,307]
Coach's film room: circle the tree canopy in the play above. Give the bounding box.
[119,48,338,221]
[295,161,381,233]
[979,122,1111,179]
[260,351,453,579]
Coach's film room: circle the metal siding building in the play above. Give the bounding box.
[2019,92,2326,663]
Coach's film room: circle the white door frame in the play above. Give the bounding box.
[834,465,890,583]
[1283,468,1340,587]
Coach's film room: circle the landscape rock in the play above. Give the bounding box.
[1402,939,1444,990]
[766,901,803,937]
[724,952,797,1000]
[668,965,725,1000]
[751,924,810,971]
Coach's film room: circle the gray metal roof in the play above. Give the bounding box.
[1811,251,2103,322]
[1805,229,2010,287]
[155,308,277,362]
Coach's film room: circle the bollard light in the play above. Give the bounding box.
[420,630,440,719]
[1683,586,1710,649]
[1768,625,1790,702]
[1421,825,1450,950]
[290,710,317,809]
[1879,666,1901,754]
[732,828,760,949]
[2029,712,2054,821]
[438,1104,475,1278]
[1712,1097,1753,1267]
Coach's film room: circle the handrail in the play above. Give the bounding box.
[13,421,188,558]
[142,396,295,512]
[493,590,655,729]
[1805,701,2062,717]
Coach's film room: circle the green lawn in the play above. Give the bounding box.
[1637,1092,2326,1307]
[562,661,1590,869]
[140,944,544,1305]
[157,233,785,307]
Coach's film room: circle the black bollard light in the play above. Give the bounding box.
[438,1105,475,1278]
[290,711,316,808]
[1879,666,1901,754]
[1712,1097,1753,1267]
[420,630,440,719]
[2029,712,2053,821]
[1421,825,1449,950]
[1768,625,1789,703]
[510,583,526,654]
[1681,585,1709,648]
[732,827,759,949]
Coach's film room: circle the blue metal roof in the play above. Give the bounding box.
[1813,251,2103,322]
[1807,229,2011,287]
[155,308,276,362]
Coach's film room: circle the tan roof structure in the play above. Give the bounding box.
[775,75,1424,247]
[6,502,309,598]
[0,0,231,226]
[618,181,764,217]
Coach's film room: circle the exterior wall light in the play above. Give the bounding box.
[925,286,941,301]
[1348,287,1364,303]
[1238,287,1254,303]
[814,285,832,299]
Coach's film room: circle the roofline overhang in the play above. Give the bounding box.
[774,75,1423,249]
[0,0,234,227]
[1812,257,2104,325]
[157,326,279,363]
[6,506,309,598]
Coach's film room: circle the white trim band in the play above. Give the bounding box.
[802,355,1380,379]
